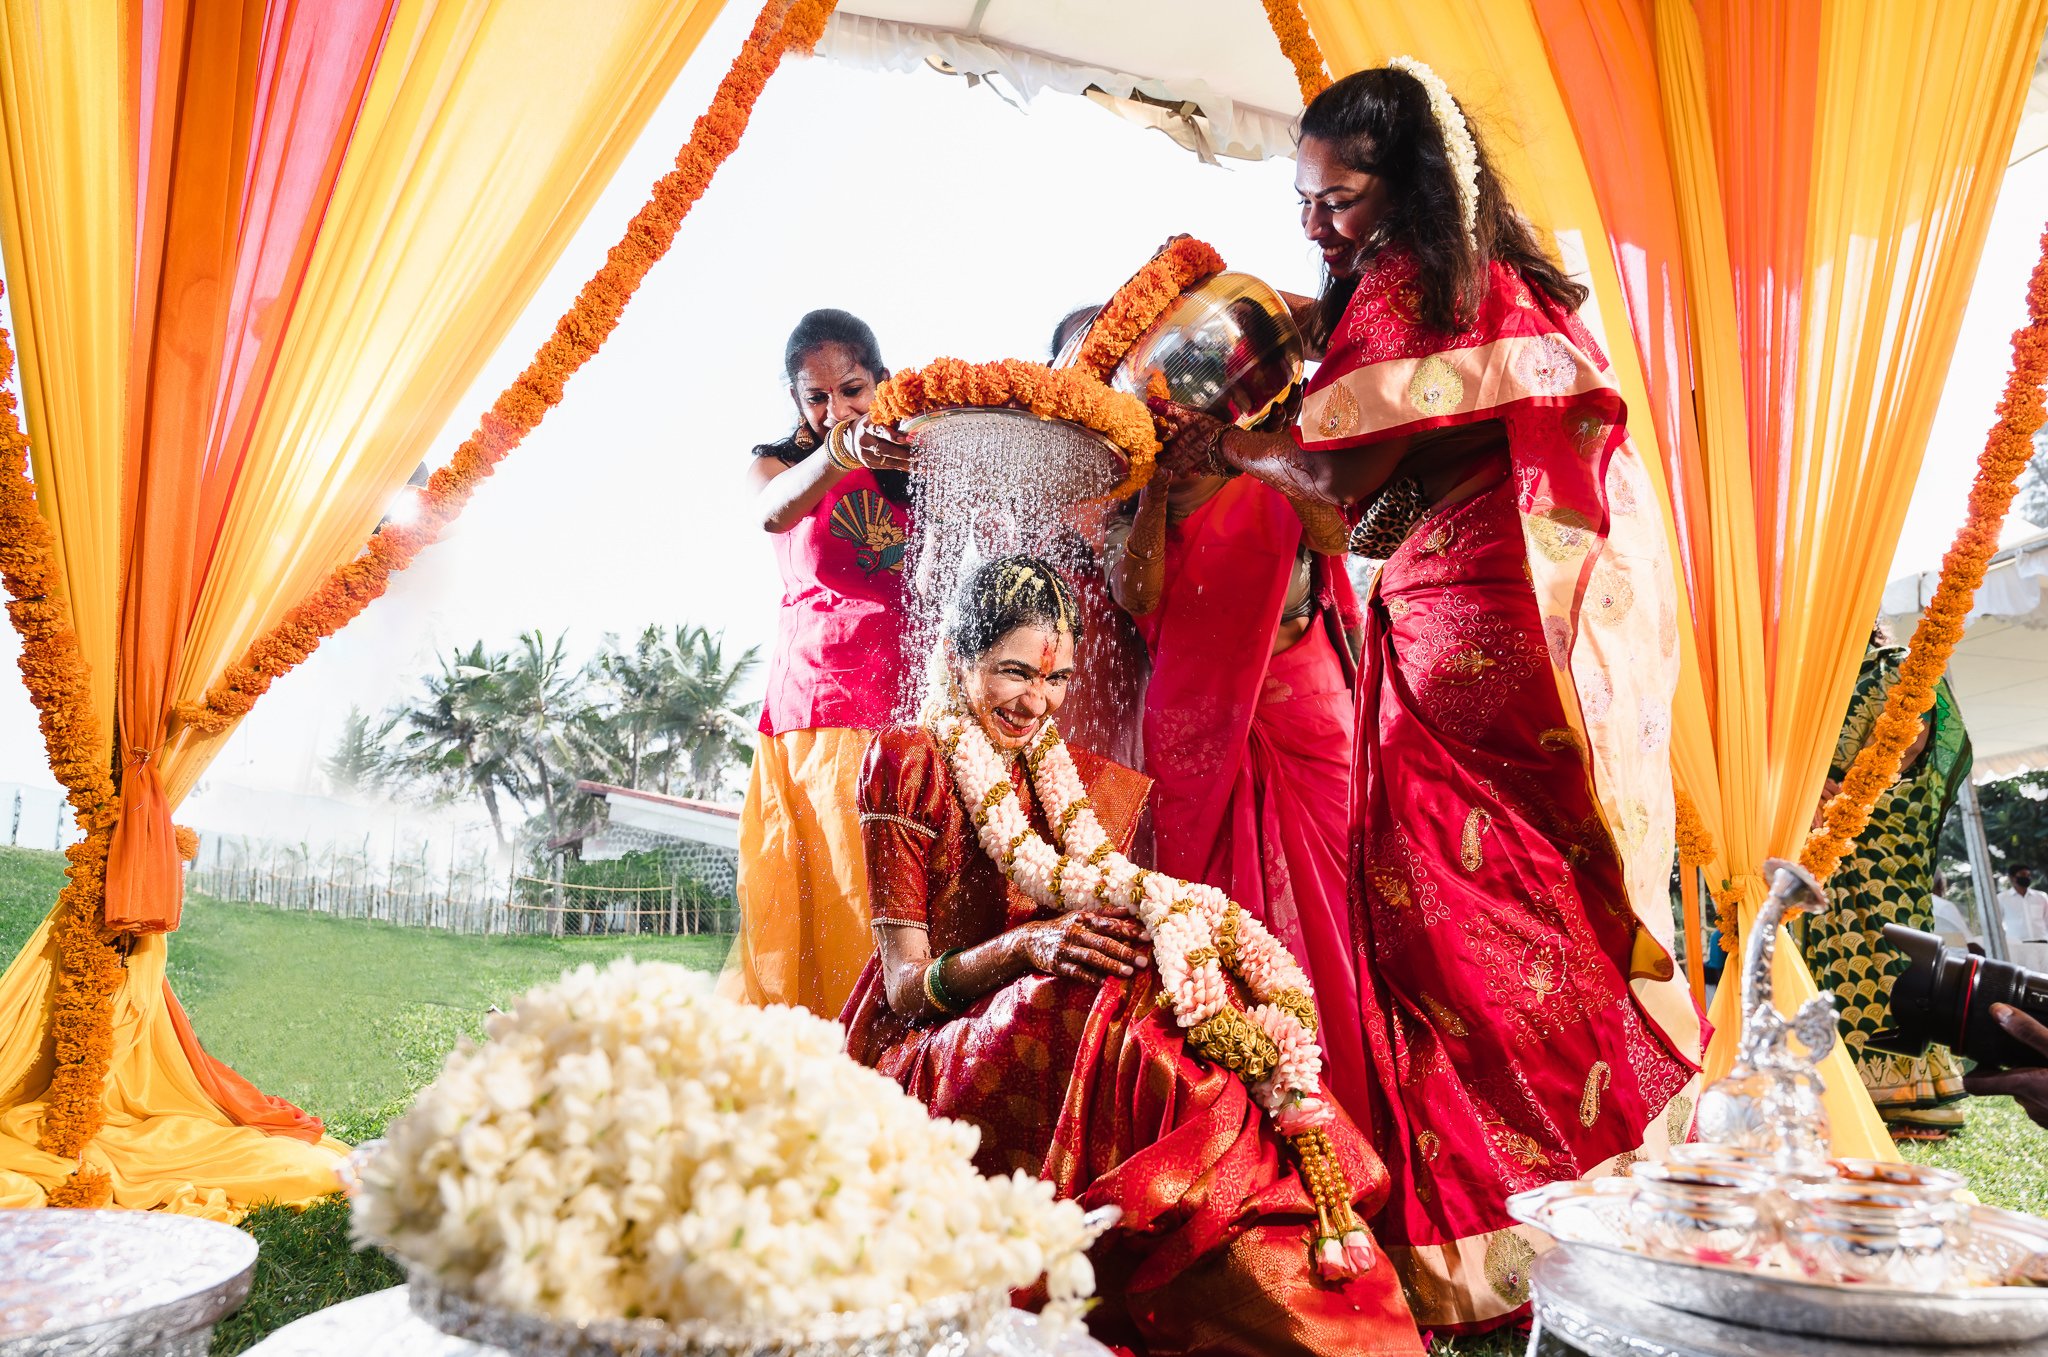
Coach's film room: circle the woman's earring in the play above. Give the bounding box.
[793,424,818,452]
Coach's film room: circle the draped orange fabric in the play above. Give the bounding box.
[0,0,732,1214]
[106,1,395,934]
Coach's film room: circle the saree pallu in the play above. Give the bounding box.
[1135,478,1368,1113]
[1352,474,1697,1330]
[1800,648,1973,1133]
[719,728,875,1017]
[1297,249,1704,1331]
[841,728,1422,1357]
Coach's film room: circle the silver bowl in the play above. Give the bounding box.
[408,1272,1009,1357]
[1057,271,1305,433]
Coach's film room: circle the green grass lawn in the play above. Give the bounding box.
[5,844,2048,1357]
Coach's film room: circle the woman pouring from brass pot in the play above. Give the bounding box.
[1153,64,1705,1335]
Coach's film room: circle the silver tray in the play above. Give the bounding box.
[409,1272,1009,1357]
[1509,1178,2048,1346]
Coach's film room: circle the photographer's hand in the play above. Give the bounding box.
[1963,1004,2048,1129]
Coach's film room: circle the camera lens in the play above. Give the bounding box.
[1871,925,2048,1069]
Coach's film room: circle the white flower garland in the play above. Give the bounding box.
[1388,55,1479,248]
[926,699,1378,1276]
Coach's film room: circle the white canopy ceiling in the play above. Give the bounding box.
[827,3,2048,167]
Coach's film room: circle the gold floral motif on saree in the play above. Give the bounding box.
[1666,1092,1696,1143]
[1513,335,1580,397]
[1314,379,1361,439]
[1415,1129,1444,1163]
[1407,354,1465,417]
[1523,504,1595,562]
[1384,596,1414,621]
[1606,455,1640,515]
[1459,807,1492,872]
[1539,727,1585,756]
[1418,520,1457,556]
[1586,560,1635,626]
[1434,642,1497,686]
[1420,991,1470,1037]
[1522,934,1566,998]
[1566,408,1605,459]
[1579,1061,1611,1128]
[1485,1230,1538,1307]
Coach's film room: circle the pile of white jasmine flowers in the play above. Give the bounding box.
[351,959,1097,1325]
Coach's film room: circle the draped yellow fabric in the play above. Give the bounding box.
[0,0,725,1216]
[1304,0,2044,1158]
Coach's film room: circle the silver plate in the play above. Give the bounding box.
[0,1208,257,1356]
[1510,1179,2048,1346]
[409,1273,1010,1357]
[901,407,1134,505]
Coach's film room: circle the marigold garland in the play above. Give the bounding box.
[871,358,1161,502]
[1261,0,1332,104]
[1673,787,1742,958]
[0,290,123,1207]
[1067,238,1227,383]
[1800,224,2048,883]
[173,0,839,738]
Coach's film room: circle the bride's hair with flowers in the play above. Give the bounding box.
[946,554,1085,663]
[1298,67,1587,346]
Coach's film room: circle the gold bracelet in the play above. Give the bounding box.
[825,419,862,471]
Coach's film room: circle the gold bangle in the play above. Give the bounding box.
[825,419,861,471]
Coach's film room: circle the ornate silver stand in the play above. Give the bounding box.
[0,1208,257,1356]
[1693,858,1838,1173]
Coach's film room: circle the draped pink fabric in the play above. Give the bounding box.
[1127,479,1369,1109]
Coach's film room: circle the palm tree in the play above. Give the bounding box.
[660,626,760,798]
[322,705,397,795]
[387,642,519,848]
[487,630,610,848]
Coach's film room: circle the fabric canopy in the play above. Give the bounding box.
[0,0,723,1216]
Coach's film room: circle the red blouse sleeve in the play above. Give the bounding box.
[857,728,948,929]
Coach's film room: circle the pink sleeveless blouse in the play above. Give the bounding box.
[758,466,914,735]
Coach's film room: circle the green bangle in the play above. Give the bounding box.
[923,947,967,1016]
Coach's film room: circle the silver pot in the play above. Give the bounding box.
[1058,272,1306,433]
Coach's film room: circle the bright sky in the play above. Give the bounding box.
[0,6,2042,814]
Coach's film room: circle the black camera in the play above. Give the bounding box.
[1868,925,2048,1069]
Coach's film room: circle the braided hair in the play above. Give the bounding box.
[947,554,1084,663]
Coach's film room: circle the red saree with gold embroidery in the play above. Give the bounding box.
[1295,251,1707,1333]
[1131,478,1370,1117]
[840,728,1421,1357]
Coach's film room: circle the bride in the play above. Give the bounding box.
[838,554,1421,1357]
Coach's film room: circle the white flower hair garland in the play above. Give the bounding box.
[1387,55,1479,247]
[925,695,1377,1280]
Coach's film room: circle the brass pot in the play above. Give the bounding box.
[1059,272,1305,433]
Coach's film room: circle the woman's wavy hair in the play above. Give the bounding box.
[1299,68,1587,348]
[752,308,908,504]
[947,554,1084,663]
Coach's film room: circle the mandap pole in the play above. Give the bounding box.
[1959,774,2010,961]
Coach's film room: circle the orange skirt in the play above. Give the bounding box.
[719,728,876,1017]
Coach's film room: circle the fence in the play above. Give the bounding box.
[187,835,735,938]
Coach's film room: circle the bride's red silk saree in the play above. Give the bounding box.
[840,728,1422,1357]
[1298,250,1706,1332]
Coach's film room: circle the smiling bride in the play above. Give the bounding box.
[837,554,1422,1357]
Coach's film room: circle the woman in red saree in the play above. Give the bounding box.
[841,555,1420,1357]
[1155,66,1705,1333]
[1105,473,1370,1114]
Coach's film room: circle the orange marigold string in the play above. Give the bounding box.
[174,0,839,739]
[1673,787,1742,957]
[1261,0,1332,104]
[1800,224,2048,883]
[1067,238,1227,382]
[872,358,1161,502]
[0,287,123,1208]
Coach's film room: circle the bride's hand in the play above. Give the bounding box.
[1012,912,1150,981]
[1149,397,1229,479]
